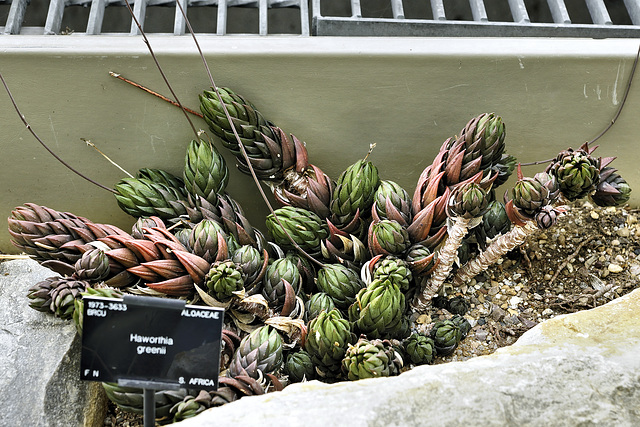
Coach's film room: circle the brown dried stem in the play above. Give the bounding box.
[0,74,118,194]
[452,221,539,287]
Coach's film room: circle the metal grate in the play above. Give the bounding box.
[312,0,640,37]
[3,0,640,36]
[1,0,310,35]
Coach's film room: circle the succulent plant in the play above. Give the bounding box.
[341,336,401,380]
[265,206,328,255]
[304,309,354,378]
[227,325,283,379]
[330,158,380,228]
[546,146,600,201]
[74,248,110,282]
[284,350,316,383]
[591,167,631,207]
[204,261,244,302]
[304,292,336,321]
[183,138,229,205]
[403,333,435,365]
[316,263,364,310]
[349,279,407,339]
[430,319,461,356]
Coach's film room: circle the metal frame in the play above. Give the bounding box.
[311,0,640,37]
[1,0,310,35]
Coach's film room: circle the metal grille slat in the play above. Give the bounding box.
[390,0,404,19]
[625,0,640,25]
[586,0,612,25]
[173,0,188,35]
[259,0,267,35]
[44,0,66,34]
[87,0,107,34]
[547,0,571,24]
[4,0,29,34]
[130,0,149,35]
[299,0,309,35]
[217,0,227,34]
[351,0,361,18]
[508,0,530,24]
[430,0,446,21]
[469,0,488,22]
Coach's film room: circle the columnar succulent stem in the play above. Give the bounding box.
[452,220,539,286]
[412,216,470,312]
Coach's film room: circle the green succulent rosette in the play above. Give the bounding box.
[403,333,435,365]
[330,159,380,227]
[204,260,244,301]
[349,278,406,339]
[372,180,413,226]
[430,319,461,356]
[367,219,411,257]
[372,256,413,292]
[341,337,392,381]
[284,350,317,383]
[316,263,365,310]
[591,167,631,207]
[304,309,354,378]
[114,176,189,221]
[265,206,328,255]
[304,292,336,321]
[262,258,301,311]
[546,148,600,201]
[227,325,283,379]
[183,138,229,205]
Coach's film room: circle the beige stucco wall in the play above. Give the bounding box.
[1,36,638,253]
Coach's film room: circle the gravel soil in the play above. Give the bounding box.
[105,201,640,426]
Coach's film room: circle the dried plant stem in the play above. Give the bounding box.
[412,216,470,311]
[122,1,200,141]
[0,73,118,194]
[173,0,325,269]
[81,138,134,178]
[549,235,596,285]
[109,72,203,118]
[521,43,640,168]
[452,221,539,287]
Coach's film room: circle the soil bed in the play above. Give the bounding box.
[105,201,640,426]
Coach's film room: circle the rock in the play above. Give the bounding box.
[0,259,108,427]
[509,296,523,308]
[617,228,630,238]
[177,288,640,427]
[608,263,624,273]
[489,304,506,322]
[475,329,488,341]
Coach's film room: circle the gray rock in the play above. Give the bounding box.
[0,259,107,427]
[178,288,640,427]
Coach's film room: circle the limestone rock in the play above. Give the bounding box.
[178,288,640,427]
[0,259,108,427]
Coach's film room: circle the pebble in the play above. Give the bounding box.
[630,264,640,277]
[608,263,623,273]
[488,286,499,296]
[615,255,625,264]
[475,329,488,341]
[590,211,600,220]
[611,239,621,246]
[490,304,506,321]
[509,296,523,307]
[542,308,554,316]
[617,228,631,238]
[543,274,552,281]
